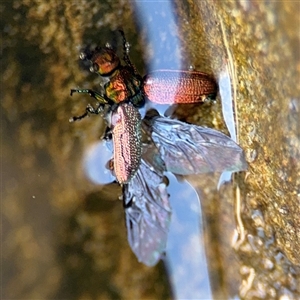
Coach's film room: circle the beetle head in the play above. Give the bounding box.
[80,47,120,76]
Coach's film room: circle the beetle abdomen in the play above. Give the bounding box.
[111,103,142,184]
[143,70,217,104]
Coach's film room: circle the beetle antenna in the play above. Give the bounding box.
[118,29,139,76]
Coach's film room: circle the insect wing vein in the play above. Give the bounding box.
[123,158,171,267]
[148,116,247,174]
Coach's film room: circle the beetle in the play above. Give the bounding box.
[70,30,218,183]
[70,30,247,266]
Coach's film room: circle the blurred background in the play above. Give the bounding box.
[1,1,300,299]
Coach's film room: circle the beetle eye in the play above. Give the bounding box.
[90,63,99,73]
[79,52,87,60]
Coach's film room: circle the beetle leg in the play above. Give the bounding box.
[102,126,112,140]
[205,93,217,102]
[69,103,104,122]
[70,88,109,104]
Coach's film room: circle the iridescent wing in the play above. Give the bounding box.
[123,144,171,267]
[142,112,247,175]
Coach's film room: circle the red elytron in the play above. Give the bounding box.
[111,103,142,183]
[143,70,217,104]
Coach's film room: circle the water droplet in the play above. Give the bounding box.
[105,42,112,49]
[252,211,265,227]
[246,191,260,209]
[262,258,274,270]
[246,148,258,163]
[278,205,289,215]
